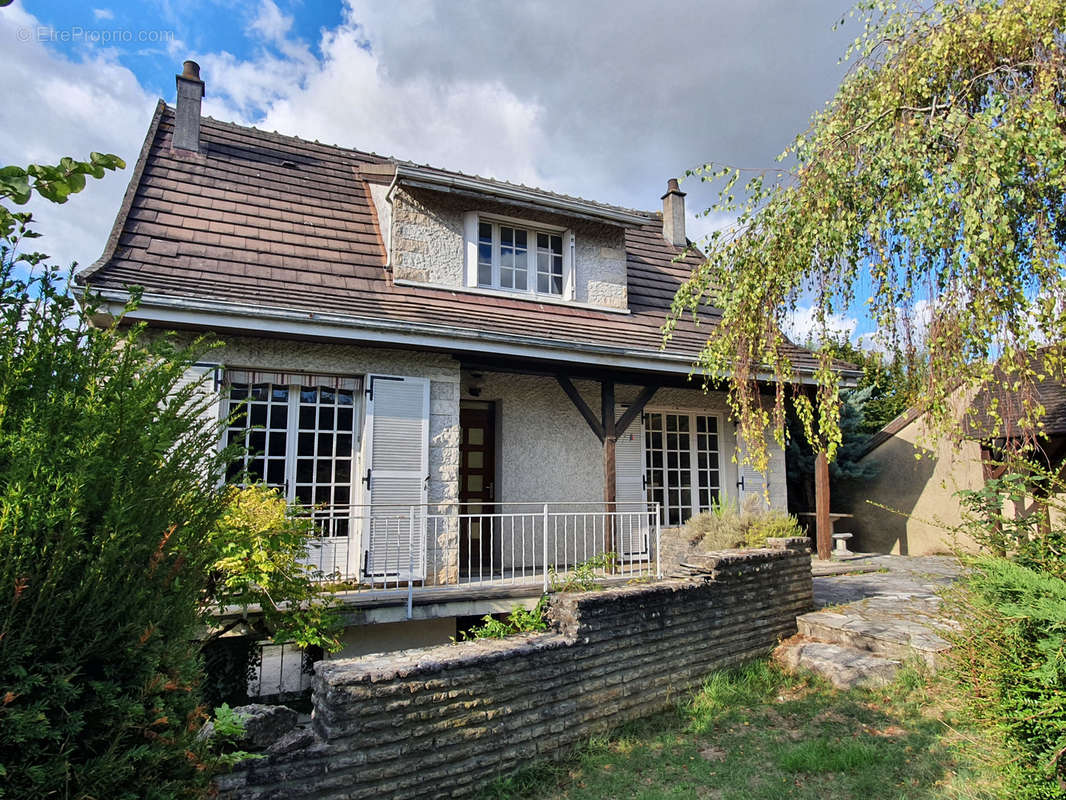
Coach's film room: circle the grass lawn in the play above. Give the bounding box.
[483,658,1004,800]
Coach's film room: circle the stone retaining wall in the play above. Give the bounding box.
[218,538,812,799]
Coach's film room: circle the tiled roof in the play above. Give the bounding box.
[967,349,1066,440]
[79,101,828,375]
[860,349,1066,457]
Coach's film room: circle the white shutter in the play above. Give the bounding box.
[736,432,770,510]
[463,211,479,287]
[174,362,223,446]
[564,229,576,300]
[615,409,648,558]
[361,375,430,581]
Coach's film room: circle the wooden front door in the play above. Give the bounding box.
[459,402,498,577]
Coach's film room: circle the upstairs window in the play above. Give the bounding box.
[466,213,572,298]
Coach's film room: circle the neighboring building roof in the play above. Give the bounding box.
[78,101,834,379]
[859,348,1066,458]
[967,349,1066,440]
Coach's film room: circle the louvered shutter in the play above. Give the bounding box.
[361,375,430,581]
[173,363,224,451]
[615,409,649,558]
[736,433,770,510]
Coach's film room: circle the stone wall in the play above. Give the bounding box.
[217,539,812,799]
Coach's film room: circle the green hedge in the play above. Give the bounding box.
[0,267,229,799]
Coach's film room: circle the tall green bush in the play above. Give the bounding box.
[947,558,1066,799]
[0,258,230,797]
[950,465,1066,798]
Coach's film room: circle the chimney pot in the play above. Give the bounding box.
[661,178,686,248]
[180,60,201,81]
[174,59,205,153]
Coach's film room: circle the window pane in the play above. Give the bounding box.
[537,273,549,293]
[537,232,548,249]
[479,221,492,241]
[335,459,351,483]
[514,229,527,248]
[515,270,527,290]
[316,460,333,483]
[250,404,267,427]
[337,408,353,431]
[551,274,563,294]
[478,262,492,286]
[550,234,562,253]
[267,460,285,486]
[501,226,513,246]
[270,404,288,429]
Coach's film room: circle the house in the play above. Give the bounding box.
[838,350,1066,555]
[76,61,828,667]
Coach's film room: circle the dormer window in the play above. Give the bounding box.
[465,212,574,299]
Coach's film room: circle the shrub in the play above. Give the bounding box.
[946,557,1066,799]
[206,484,342,653]
[458,595,550,641]
[682,498,802,551]
[0,266,229,798]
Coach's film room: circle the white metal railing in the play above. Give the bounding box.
[296,502,661,613]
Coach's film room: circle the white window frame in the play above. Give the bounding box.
[464,211,575,299]
[223,380,361,511]
[643,407,725,526]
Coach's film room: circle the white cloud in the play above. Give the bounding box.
[197,2,547,186]
[782,304,858,346]
[2,1,157,270]
[92,8,114,21]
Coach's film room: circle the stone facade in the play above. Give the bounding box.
[217,540,812,799]
[389,186,629,309]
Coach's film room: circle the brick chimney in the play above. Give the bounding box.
[661,178,686,248]
[174,60,205,152]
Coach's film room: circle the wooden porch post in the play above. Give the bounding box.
[602,380,617,555]
[554,374,659,564]
[814,450,832,561]
[809,385,832,561]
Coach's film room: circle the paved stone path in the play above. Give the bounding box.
[778,554,963,689]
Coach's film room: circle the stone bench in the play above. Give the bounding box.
[832,532,853,554]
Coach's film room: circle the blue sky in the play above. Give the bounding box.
[5,0,886,344]
[25,0,342,92]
